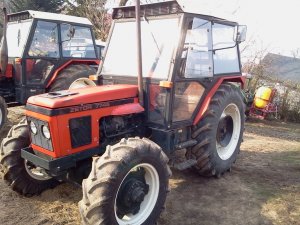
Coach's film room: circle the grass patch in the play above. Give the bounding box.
[252,184,278,200]
[273,150,300,166]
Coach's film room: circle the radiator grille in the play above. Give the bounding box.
[69,116,92,148]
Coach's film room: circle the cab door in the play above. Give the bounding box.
[171,17,213,125]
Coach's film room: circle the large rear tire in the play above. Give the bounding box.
[49,64,96,91]
[0,118,59,196]
[79,137,171,225]
[0,96,7,130]
[187,83,245,177]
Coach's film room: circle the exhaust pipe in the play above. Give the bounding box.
[0,7,8,75]
[135,0,144,107]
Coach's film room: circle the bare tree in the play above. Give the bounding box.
[65,0,112,41]
[65,0,134,41]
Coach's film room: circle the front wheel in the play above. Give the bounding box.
[0,118,59,195]
[79,137,171,225]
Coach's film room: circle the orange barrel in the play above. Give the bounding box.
[254,86,272,109]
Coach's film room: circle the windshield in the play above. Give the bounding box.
[7,20,32,57]
[101,17,180,80]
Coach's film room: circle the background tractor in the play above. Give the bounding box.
[0,8,101,130]
[0,1,247,224]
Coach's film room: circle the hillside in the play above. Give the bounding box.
[261,53,300,83]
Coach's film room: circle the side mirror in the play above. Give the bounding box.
[235,25,247,43]
[50,30,57,43]
[68,26,75,38]
[61,24,76,43]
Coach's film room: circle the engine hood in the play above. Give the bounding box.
[27,84,138,109]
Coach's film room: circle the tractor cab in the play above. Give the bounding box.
[100,0,246,132]
[1,10,99,104]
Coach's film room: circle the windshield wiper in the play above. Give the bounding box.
[143,16,161,54]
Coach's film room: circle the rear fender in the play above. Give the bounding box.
[193,76,245,125]
[46,59,99,88]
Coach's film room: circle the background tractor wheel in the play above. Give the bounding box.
[0,96,8,130]
[79,137,171,225]
[0,118,59,196]
[187,83,245,177]
[49,64,96,91]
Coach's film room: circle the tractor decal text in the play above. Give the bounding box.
[69,102,111,113]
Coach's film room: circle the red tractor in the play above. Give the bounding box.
[0,1,247,224]
[0,8,100,129]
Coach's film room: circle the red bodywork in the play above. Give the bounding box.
[26,84,144,158]
[26,76,244,159]
[193,76,245,125]
[28,85,139,108]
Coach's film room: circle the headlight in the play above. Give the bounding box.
[29,121,37,134]
[42,125,51,139]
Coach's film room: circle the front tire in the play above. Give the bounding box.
[0,118,59,195]
[187,83,245,177]
[79,137,171,225]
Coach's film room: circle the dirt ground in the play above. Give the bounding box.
[0,106,299,225]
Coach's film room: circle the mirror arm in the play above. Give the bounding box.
[212,43,238,52]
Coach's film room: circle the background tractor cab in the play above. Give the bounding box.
[0,9,100,129]
[95,40,106,59]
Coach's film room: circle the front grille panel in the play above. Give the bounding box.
[69,116,92,148]
[28,118,53,151]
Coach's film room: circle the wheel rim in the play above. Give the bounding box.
[24,160,52,181]
[216,103,241,160]
[68,78,96,89]
[115,163,160,225]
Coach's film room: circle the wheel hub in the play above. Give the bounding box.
[24,160,52,180]
[117,169,149,216]
[217,116,233,147]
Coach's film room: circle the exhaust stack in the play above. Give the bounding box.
[135,0,144,107]
[0,8,8,75]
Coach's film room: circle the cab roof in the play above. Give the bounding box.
[112,0,238,26]
[8,10,92,26]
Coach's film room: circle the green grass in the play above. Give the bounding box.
[273,149,300,166]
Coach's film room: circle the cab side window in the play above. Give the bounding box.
[212,23,240,74]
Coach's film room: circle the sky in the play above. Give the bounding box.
[230,0,300,57]
[107,0,300,58]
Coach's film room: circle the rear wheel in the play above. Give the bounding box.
[0,118,59,196]
[0,96,7,130]
[187,83,245,177]
[79,137,171,225]
[49,64,96,91]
